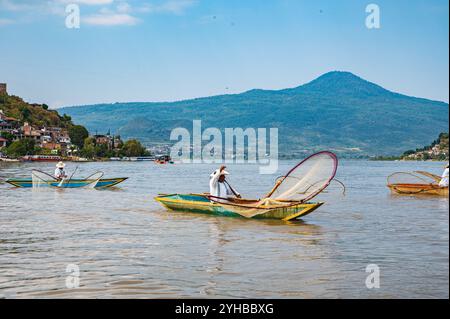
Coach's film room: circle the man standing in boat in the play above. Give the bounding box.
[439,163,449,187]
[54,162,67,180]
[209,165,241,202]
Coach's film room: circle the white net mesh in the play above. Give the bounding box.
[83,172,104,189]
[32,170,56,189]
[267,151,338,202]
[387,172,436,186]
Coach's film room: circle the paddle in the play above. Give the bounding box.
[224,180,241,198]
[58,165,78,188]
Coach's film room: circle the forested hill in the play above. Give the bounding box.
[0,92,74,128]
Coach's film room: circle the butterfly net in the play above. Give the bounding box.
[83,172,104,189]
[387,172,436,186]
[208,151,338,218]
[32,170,56,189]
[266,151,338,202]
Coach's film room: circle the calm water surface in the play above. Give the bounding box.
[0,160,448,298]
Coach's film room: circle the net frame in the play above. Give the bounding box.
[83,171,104,188]
[32,170,57,188]
[266,151,338,203]
[387,172,436,186]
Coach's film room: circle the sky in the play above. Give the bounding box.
[0,0,448,108]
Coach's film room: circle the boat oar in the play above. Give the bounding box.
[58,166,78,188]
[224,180,241,198]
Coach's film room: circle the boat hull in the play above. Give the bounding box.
[388,184,449,196]
[5,177,128,189]
[155,194,324,221]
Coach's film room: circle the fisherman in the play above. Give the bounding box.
[209,165,241,202]
[54,162,67,180]
[439,163,449,187]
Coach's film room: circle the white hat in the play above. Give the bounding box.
[56,161,65,168]
[210,169,230,178]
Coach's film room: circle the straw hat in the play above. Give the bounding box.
[56,161,65,169]
[210,169,230,178]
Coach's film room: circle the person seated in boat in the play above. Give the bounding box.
[54,162,67,180]
[209,165,241,202]
[439,164,449,187]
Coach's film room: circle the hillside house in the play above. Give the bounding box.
[0,137,7,148]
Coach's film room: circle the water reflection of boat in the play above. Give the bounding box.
[155,194,324,221]
[387,171,449,196]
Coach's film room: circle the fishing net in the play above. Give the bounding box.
[83,172,104,189]
[208,151,338,219]
[386,171,446,195]
[208,196,293,218]
[266,151,338,202]
[387,172,436,186]
[32,170,56,189]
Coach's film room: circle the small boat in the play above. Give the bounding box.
[155,155,174,164]
[155,194,324,221]
[20,155,62,162]
[387,171,448,196]
[156,151,339,221]
[0,157,20,162]
[6,176,128,189]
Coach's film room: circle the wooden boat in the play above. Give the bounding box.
[5,177,128,189]
[20,155,62,162]
[155,152,339,221]
[388,183,448,196]
[387,171,448,196]
[155,194,324,221]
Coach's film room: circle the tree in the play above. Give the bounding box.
[19,106,31,121]
[0,131,15,146]
[81,137,96,158]
[42,104,49,110]
[121,139,149,157]
[68,125,89,149]
[5,138,36,157]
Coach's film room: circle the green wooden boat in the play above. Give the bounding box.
[6,177,128,189]
[155,194,324,221]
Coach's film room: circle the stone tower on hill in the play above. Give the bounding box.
[0,83,6,94]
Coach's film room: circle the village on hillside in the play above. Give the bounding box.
[0,83,152,162]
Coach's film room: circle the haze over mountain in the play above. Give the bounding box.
[60,71,449,157]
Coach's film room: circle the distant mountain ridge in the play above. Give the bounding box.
[60,71,449,157]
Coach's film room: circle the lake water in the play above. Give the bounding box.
[0,160,448,299]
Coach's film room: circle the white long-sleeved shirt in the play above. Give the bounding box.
[55,168,66,179]
[209,169,240,202]
[439,168,449,187]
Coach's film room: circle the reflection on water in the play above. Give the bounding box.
[0,160,448,299]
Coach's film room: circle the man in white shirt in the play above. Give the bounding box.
[209,165,241,202]
[439,164,449,187]
[54,161,67,180]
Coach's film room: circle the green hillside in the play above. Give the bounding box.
[60,71,449,157]
[0,92,73,128]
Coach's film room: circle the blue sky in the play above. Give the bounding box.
[0,0,448,107]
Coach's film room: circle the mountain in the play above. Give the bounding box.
[59,71,449,157]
